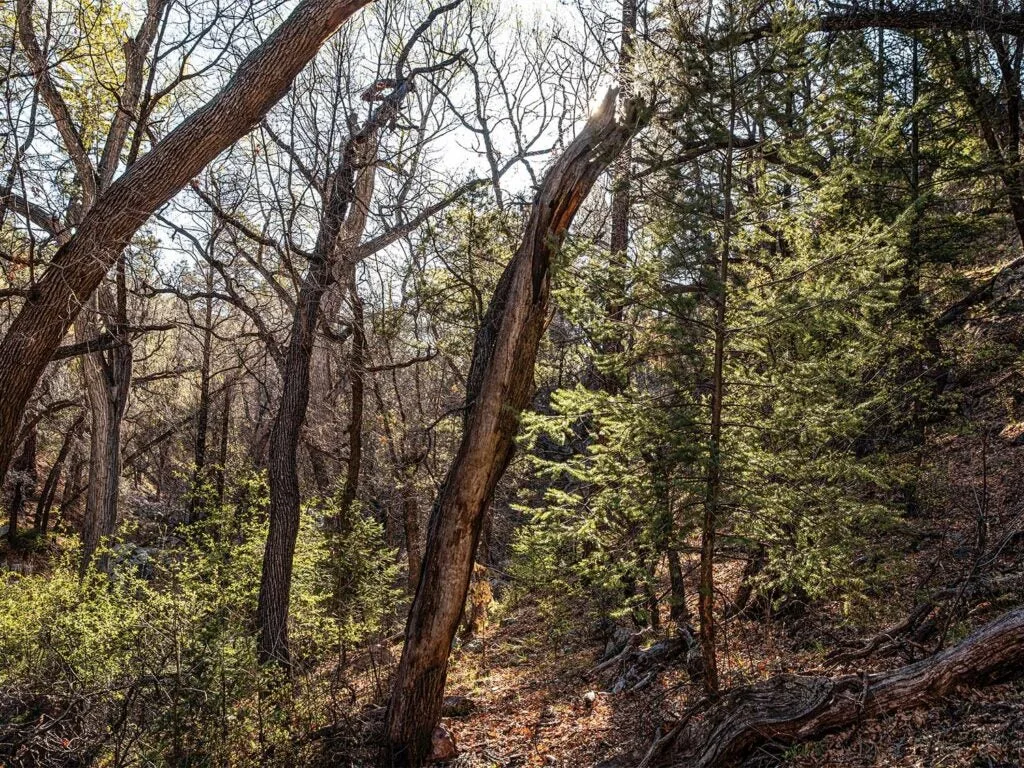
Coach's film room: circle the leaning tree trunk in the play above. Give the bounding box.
[0,0,370,489]
[257,157,358,667]
[660,606,1024,768]
[383,90,638,766]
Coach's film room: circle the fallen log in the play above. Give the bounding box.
[662,606,1024,767]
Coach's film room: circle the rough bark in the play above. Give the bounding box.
[664,607,1024,768]
[78,281,133,573]
[383,90,639,766]
[337,274,366,518]
[0,0,371,488]
[257,154,359,667]
[34,414,83,535]
[188,273,216,521]
[402,477,423,591]
[257,80,406,667]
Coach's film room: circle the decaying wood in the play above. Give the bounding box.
[660,606,1024,768]
[383,89,641,766]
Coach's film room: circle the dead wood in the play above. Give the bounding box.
[657,606,1024,767]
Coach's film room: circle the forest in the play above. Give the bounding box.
[2,0,1024,765]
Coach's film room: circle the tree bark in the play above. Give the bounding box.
[188,269,216,521]
[257,156,358,668]
[34,414,83,535]
[698,87,736,695]
[79,275,133,573]
[383,90,638,766]
[0,0,371,488]
[214,383,232,507]
[337,274,366,518]
[600,0,637,394]
[7,425,37,542]
[664,607,1024,768]
[257,81,406,666]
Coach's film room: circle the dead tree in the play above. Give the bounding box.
[383,89,640,766]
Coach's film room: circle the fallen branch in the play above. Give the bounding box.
[588,629,651,678]
[661,606,1024,767]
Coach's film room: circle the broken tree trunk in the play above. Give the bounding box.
[383,90,640,767]
[661,606,1024,768]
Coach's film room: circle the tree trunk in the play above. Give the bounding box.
[214,383,232,507]
[667,549,689,625]
[698,101,735,695]
[79,274,133,573]
[7,425,37,543]
[600,0,637,394]
[188,272,216,521]
[402,476,423,592]
[257,83,402,666]
[257,161,357,667]
[664,607,1024,768]
[383,91,638,766]
[34,414,83,535]
[337,274,365,518]
[0,0,370,488]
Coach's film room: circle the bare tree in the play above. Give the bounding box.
[0,0,372,488]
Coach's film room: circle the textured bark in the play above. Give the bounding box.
[0,0,371,488]
[383,91,638,766]
[402,477,423,591]
[257,157,358,667]
[78,282,133,573]
[666,607,1024,768]
[34,414,83,535]
[337,275,366,518]
[257,82,403,667]
[188,274,216,521]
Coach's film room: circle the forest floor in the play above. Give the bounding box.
[353,380,1024,768]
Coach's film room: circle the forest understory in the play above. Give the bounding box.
[4,0,1024,765]
[311,363,1024,768]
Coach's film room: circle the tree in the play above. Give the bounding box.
[384,89,639,766]
[0,0,372,488]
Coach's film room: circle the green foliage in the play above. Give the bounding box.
[0,472,401,766]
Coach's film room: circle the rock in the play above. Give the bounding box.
[441,695,475,718]
[602,626,633,660]
[462,637,484,653]
[428,724,457,762]
[544,754,557,765]
[583,690,598,708]
[539,704,559,726]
